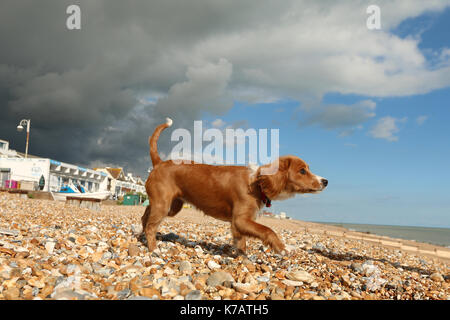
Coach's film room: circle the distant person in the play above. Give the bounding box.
[39,175,45,191]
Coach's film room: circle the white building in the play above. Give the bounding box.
[0,157,107,192]
[0,139,144,197]
[0,139,107,192]
[94,167,145,198]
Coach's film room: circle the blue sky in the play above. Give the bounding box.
[203,8,450,228]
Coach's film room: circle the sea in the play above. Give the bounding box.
[315,222,450,248]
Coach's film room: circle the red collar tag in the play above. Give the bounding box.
[261,191,272,207]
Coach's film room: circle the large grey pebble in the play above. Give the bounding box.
[117,289,132,299]
[206,271,234,287]
[179,261,192,273]
[185,290,203,300]
[350,263,363,273]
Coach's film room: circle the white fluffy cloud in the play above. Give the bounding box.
[369,116,408,142]
[192,1,450,101]
[416,115,428,125]
[212,118,226,128]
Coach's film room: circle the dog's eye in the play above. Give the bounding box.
[300,168,306,175]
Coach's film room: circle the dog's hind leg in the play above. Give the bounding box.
[139,205,151,244]
[144,199,171,252]
[141,205,151,231]
[168,198,183,217]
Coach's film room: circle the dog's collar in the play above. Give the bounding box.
[260,190,272,207]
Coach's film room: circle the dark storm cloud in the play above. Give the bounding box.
[0,0,239,175]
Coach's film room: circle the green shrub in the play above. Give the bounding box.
[137,192,148,202]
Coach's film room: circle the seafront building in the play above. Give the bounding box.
[93,167,145,198]
[0,138,145,198]
[0,139,107,192]
[0,157,107,193]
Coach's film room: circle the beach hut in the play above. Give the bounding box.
[123,194,140,205]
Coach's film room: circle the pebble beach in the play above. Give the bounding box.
[0,192,448,300]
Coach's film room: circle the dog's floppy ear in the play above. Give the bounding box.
[257,157,290,199]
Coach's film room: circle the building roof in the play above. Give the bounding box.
[135,176,145,185]
[106,168,125,180]
[15,151,44,159]
[93,167,127,181]
[0,139,36,158]
[94,167,144,184]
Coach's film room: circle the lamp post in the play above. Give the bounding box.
[17,119,31,158]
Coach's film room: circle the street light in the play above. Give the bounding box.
[17,119,31,158]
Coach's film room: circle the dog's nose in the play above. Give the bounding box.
[321,179,328,187]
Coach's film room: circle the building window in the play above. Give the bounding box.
[0,169,11,187]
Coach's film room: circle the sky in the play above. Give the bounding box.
[0,1,449,227]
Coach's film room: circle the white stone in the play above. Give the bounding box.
[286,270,315,283]
[45,241,55,255]
[282,279,304,287]
[208,260,221,269]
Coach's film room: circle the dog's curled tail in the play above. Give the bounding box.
[149,117,173,166]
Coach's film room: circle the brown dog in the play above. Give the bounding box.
[142,118,328,254]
